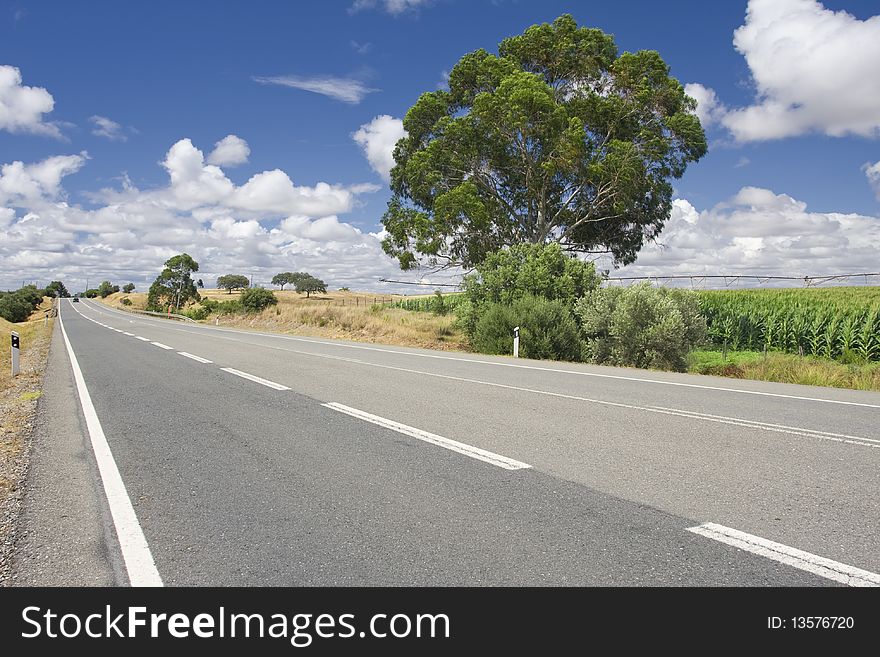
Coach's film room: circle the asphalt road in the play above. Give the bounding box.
[11,298,880,586]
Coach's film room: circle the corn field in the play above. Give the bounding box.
[391,292,467,313]
[698,287,880,362]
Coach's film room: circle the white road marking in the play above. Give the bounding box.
[58,305,163,587]
[178,351,212,364]
[150,341,174,350]
[687,522,880,587]
[84,300,880,410]
[135,336,150,342]
[322,402,531,471]
[123,332,135,336]
[220,367,290,390]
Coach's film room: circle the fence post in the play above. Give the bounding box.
[513,326,520,358]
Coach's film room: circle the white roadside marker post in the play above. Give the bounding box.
[11,331,20,377]
[513,326,520,358]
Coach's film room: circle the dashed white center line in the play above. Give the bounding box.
[687,522,880,587]
[220,367,290,390]
[151,342,174,350]
[322,402,532,471]
[123,332,135,336]
[178,351,212,364]
[135,336,150,342]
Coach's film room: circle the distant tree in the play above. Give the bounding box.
[97,280,120,298]
[294,274,327,299]
[338,287,350,292]
[197,279,204,289]
[84,288,100,298]
[240,287,278,312]
[45,281,70,298]
[217,274,250,294]
[122,283,136,294]
[147,253,200,310]
[271,272,304,291]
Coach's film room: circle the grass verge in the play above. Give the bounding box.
[688,349,880,392]
[0,300,55,585]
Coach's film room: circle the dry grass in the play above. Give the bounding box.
[100,289,468,351]
[1,299,55,584]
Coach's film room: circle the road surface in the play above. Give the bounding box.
[10,298,880,586]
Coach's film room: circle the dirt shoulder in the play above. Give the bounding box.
[0,307,55,586]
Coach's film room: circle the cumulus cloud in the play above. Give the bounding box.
[207,134,250,166]
[0,140,404,292]
[689,0,880,142]
[684,83,727,128]
[864,160,880,200]
[253,74,378,104]
[610,187,880,282]
[0,65,62,138]
[350,0,433,15]
[0,153,88,206]
[89,115,127,141]
[352,115,406,182]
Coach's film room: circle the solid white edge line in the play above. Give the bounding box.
[135,336,150,342]
[150,341,174,350]
[59,303,163,586]
[686,522,880,587]
[322,402,531,471]
[220,367,290,390]
[178,351,213,364]
[83,299,880,410]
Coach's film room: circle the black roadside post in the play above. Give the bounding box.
[11,331,20,377]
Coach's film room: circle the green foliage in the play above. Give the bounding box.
[381,14,706,270]
[217,274,250,294]
[84,289,99,298]
[697,287,880,362]
[294,274,327,298]
[44,281,70,298]
[471,295,582,361]
[240,287,278,312]
[122,283,135,293]
[97,280,119,298]
[181,305,211,320]
[199,298,220,311]
[0,293,33,322]
[120,297,132,306]
[338,287,351,292]
[463,243,601,307]
[392,293,467,313]
[576,283,706,371]
[271,272,305,290]
[146,253,200,311]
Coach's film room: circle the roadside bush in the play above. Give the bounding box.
[181,305,210,320]
[575,283,706,371]
[216,299,242,315]
[199,298,220,311]
[0,293,33,322]
[471,295,582,362]
[463,243,601,308]
[120,297,132,306]
[240,287,278,313]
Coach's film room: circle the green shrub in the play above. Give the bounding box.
[199,298,220,311]
[0,294,33,322]
[181,305,210,320]
[216,299,242,315]
[120,297,132,306]
[575,283,706,371]
[240,287,278,313]
[463,243,601,307]
[471,295,582,362]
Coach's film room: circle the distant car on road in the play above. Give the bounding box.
[72,296,79,302]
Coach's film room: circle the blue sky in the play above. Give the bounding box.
[1,0,879,292]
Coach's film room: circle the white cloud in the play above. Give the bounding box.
[696,0,880,142]
[865,160,880,200]
[0,153,87,206]
[350,40,373,55]
[350,0,433,15]
[89,115,127,141]
[352,115,406,182]
[0,141,403,292]
[611,187,880,282]
[0,65,62,138]
[684,83,727,128]
[253,74,378,104]
[207,134,250,166]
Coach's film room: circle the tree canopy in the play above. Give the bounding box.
[381,14,707,270]
[271,272,305,291]
[147,253,200,310]
[122,283,136,293]
[45,281,70,298]
[97,280,120,298]
[294,274,327,298]
[217,274,250,294]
